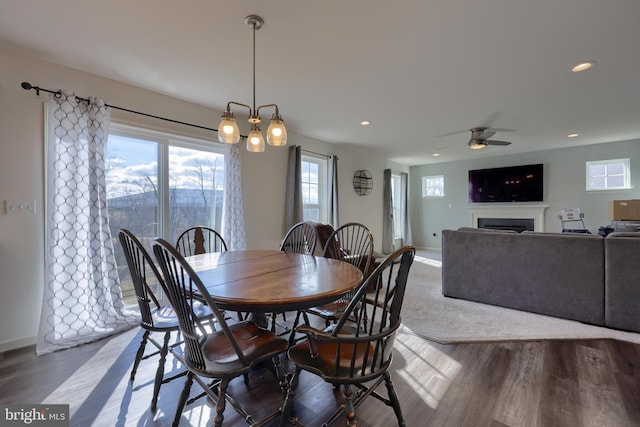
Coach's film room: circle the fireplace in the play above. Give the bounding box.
[468,204,549,232]
[477,217,534,233]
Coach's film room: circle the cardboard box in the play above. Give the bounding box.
[609,200,640,220]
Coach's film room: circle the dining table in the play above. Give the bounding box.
[185,249,363,319]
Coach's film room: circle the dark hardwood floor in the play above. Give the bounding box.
[1,323,640,427]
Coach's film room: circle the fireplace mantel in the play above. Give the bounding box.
[468,204,549,232]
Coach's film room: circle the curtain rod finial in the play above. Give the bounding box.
[21,82,33,90]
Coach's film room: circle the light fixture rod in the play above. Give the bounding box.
[217,14,286,150]
[252,18,257,114]
[244,14,264,117]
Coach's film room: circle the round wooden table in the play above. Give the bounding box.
[186,250,363,313]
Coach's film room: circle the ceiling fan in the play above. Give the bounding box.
[468,127,512,150]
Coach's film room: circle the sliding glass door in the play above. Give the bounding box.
[106,124,224,305]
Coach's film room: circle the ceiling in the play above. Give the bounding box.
[2,0,639,166]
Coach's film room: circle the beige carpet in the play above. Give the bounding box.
[401,252,640,344]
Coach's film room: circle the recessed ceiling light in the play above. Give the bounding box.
[571,61,596,72]
[568,133,580,138]
[360,121,370,126]
[432,153,440,157]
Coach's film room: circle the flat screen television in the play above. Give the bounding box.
[468,163,543,203]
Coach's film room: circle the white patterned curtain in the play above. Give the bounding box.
[37,92,137,355]
[222,143,247,250]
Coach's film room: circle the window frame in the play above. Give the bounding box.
[301,153,328,223]
[108,123,224,237]
[391,172,403,240]
[585,158,631,192]
[107,123,224,306]
[422,175,445,198]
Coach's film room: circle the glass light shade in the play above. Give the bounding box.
[469,142,486,150]
[267,118,287,146]
[247,127,265,152]
[218,115,240,144]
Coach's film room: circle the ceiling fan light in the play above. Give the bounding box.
[218,112,240,144]
[469,142,487,150]
[267,116,287,146]
[572,61,596,72]
[247,125,265,152]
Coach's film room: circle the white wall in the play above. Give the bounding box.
[0,42,405,352]
[410,140,640,249]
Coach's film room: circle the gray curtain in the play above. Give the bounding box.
[328,154,339,228]
[285,145,303,230]
[382,169,395,253]
[38,92,137,355]
[400,172,413,245]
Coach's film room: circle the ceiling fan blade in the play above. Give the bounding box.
[437,129,470,137]
[485,140,511,146]
[481,130,496,139]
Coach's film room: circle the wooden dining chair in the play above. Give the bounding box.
[175,225,247,321]
[175,226,228,257]
[152,238,289,427]
[280,221,318,255]
[270,222,319,334]
[118,229,212,411]
[280,245,416,427]
[303,222,374,328]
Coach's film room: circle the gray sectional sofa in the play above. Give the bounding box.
[604,232,640,331]
[442,227,640,332]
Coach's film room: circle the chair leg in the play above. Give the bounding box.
[173,372,194,427]
[130,329,149,382]
[150,331,171,410]
[279,367,301,427]
[383,372,406,427]
[271,355,288,397]
[288,311,302,348]
[343,384,357,426]
[214,379,229,427]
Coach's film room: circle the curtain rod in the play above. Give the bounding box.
[301,148,331,159]
[20,81,241,136]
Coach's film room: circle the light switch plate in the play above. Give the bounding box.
[4,200,36,215]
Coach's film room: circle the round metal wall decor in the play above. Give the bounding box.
[353,170,373,196]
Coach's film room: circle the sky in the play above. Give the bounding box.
[106,134,224,199]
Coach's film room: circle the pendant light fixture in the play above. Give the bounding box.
[218,15,287,152]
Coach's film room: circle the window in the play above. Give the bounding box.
[422,175,445,197]
[301,155,327,222]
[586,159,630,191]
[391,173,402,239]
[106,124,224,305]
